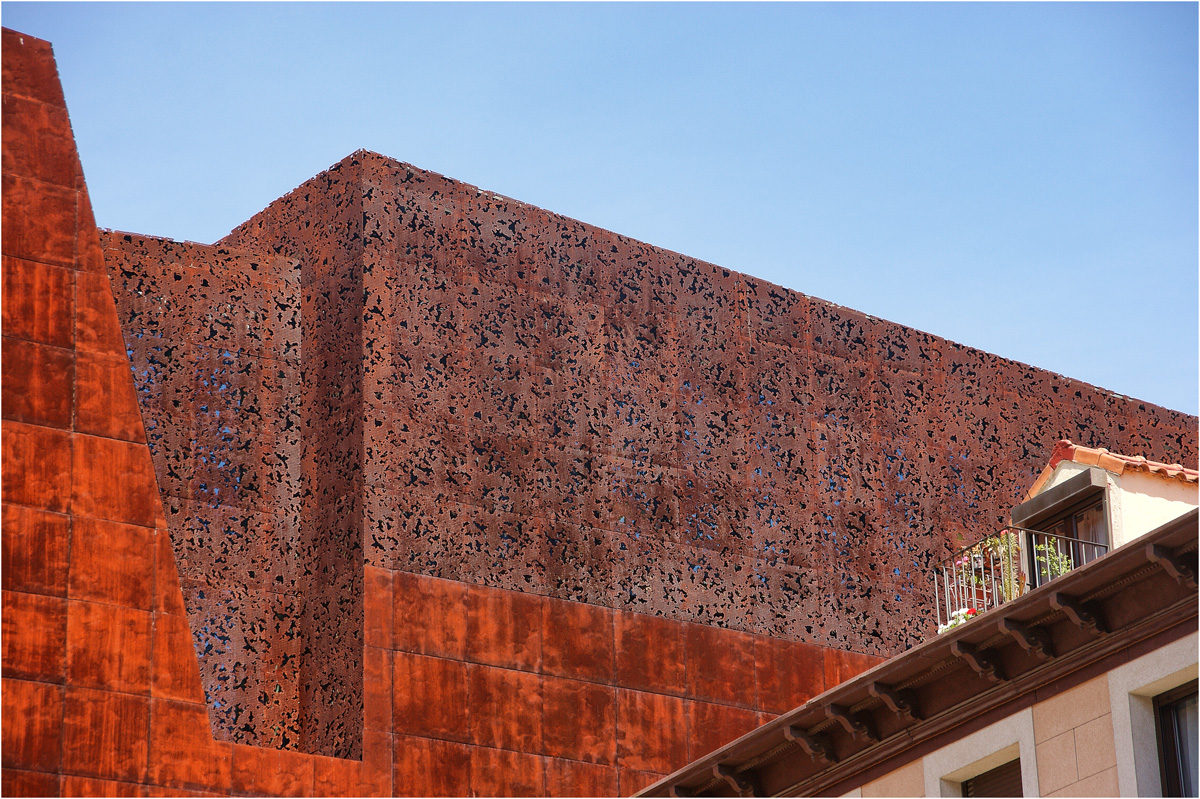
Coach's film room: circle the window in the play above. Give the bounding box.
[1156,680,1198,797]
[961,758,1022,797]
[1027,496,1109,588]
[922,711,1038,798]
[1043,497,1106,548]
[1107,631,1198,796]
[1010,467,1110,589]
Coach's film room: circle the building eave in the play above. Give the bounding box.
[639,509,1199,798]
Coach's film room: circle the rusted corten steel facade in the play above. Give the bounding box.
[2,28,885,796]
[110,144,1198,759]
[3,27,1197,798]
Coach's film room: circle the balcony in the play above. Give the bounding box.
[934,526,1109,632]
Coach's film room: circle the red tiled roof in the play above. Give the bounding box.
[1026,439,1199,499]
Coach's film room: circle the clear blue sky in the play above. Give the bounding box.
[5,2,1197,417]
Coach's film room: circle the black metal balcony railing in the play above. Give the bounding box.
[934,527,1108,632]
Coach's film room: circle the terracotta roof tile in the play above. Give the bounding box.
[1026,439,1199,499]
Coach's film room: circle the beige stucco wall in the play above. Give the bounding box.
[1041,461,1095,491]
[1039,462,1196,550]
[854,631,1198,798]
[857,676,1118,797]
[1111,470,1198,548]
[854,711,1036,797]
[860,758,923,797]
[1031,675,1118,797]
[1109,632,1200,796]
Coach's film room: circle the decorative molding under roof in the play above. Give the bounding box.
[640,509,1199,798]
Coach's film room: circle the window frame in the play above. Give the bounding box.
[1108,631,1199,796]
[961,756,1023,797]
[1154,679,1198,797]
[1024,494,1109,589]
[1011,467,1112,590]
[922,708,1040,797]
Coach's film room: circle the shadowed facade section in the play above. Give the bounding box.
[103,227,365,756]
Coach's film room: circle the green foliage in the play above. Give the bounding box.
[1034,541,1074,579]
[983,529,1021,602]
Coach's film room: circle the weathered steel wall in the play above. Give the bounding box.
[7,23,1195,795]
[5,28,892,795]
[221,148,1195,653]
[104,145,1197,759]
[105,167,369,757]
